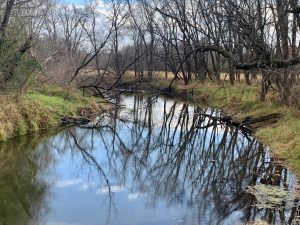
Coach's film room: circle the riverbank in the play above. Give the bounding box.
[2,79,300,178]
[0,84,104,141]
[120,77,300,176]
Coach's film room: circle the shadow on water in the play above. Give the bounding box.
[0,94,299,225]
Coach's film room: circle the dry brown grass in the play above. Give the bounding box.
[244,221,269,225]
[0,95,54,141]
[83,68,262,84]
[80,68,262,88]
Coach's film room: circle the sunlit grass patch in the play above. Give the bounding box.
[26,92,83,116]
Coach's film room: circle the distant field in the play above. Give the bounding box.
[80,68,260,84]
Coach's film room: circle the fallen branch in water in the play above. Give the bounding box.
[194,112,282,134]
[60,116,91,126]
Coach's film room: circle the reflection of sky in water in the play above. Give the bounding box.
[30,94,297,225]
[43,133,198,225]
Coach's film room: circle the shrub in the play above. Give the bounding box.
[0,21,40,92]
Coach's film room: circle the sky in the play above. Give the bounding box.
[57,0,108,17]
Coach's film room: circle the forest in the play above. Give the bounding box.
[0,0,300,104]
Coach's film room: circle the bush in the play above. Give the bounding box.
[0,21,40,92]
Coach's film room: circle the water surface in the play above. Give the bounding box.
[0,94,299,225]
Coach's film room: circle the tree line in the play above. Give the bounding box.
[1,0,300,105]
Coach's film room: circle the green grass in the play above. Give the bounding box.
[26,92,89,116]
[0,85,99,141]
[257,112,300,174]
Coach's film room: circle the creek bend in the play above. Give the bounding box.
[0,94,299,225]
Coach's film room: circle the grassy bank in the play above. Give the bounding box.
[130,78,300,176]
[0,85,99,141]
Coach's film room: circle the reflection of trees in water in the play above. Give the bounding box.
[54,95,299,224]
[0,133,54,225]
[0,95,296,225]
